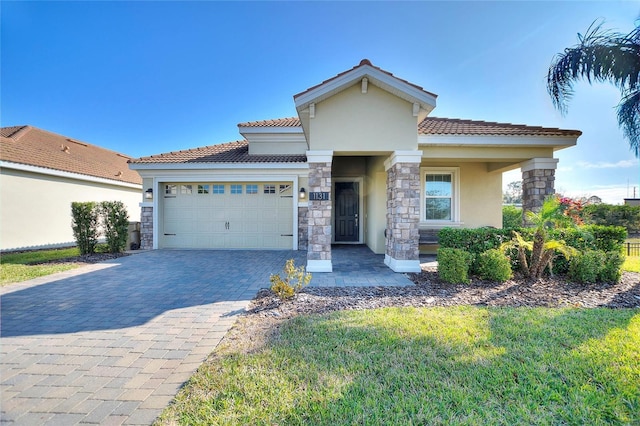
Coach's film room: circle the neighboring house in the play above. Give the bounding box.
[129,59,581,273]
[1,125,142,251]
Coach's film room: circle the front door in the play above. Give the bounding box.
[335,181,359,242]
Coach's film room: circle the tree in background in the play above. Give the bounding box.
[547,20,640,157]
[503,181,523,205]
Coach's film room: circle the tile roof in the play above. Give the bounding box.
[419,117,582,137]
[238,117,302,128]
[294,59,438,100]
[130,140,307,164]
[1,125,142,185]
[131,116,581,165]
[233,116,582,137]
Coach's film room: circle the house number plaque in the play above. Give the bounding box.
[309,192,330,201]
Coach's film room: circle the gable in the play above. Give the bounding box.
[309,83,419,152]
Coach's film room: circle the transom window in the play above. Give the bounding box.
[231,184,242,194]
[264,184,276,194]
[421,168,459,223]
[180,185,193,195]
[246,184,258,194]
[212,184,225,194]
[197,184,209,194]
[165,184,177,195]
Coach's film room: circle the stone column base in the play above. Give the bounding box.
[384,255,421,273]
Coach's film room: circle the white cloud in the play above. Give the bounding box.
[576,159,639,169]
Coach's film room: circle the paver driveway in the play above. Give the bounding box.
[1,247,414,425]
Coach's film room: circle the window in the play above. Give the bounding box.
[197,184,209,194]
[231,184,242,194]
[264,184,276,194]
[246,184,258,194]
[421,168,459,223]
[165,184,177,195]
[180,185,193,195]
[212,184,225,194]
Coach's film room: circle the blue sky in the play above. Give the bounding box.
[2,1,639,203]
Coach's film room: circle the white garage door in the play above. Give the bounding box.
[161,182,294,249]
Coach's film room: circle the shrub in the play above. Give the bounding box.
[438,228,513,274]
[581,203,640,234]
[568,250,606,284]
[477,249,512,282]
[71,202,99,255]
[437,248,473,284]
[99,201,129,253]
[599,251,625,283]
[502,205,523,229]
[270,259,312,300]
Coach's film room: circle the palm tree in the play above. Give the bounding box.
[547,20,640,157]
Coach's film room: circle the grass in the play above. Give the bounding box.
[157,307,640,425]
[623,256,640,273]
[0,247,82,285]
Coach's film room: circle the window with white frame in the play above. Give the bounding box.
[212,184,225,194]
[230,184,242,194]
[197,184,209,194]
[246,184,258,194]
[421,168,459,222]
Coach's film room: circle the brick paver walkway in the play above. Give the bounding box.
[1,247,416,425]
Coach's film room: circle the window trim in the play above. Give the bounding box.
[420,167,460,225]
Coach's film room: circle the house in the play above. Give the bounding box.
[0,125,142,251]
[129,60,581,273]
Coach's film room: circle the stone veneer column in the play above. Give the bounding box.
[306,151,333,272]
[384,151,422,273]
[521,158,559,219]
[298,206,308,251]
[140,206,153,250]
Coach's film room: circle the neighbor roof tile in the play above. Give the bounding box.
[1,125,142,185]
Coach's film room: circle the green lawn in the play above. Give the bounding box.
[0,247,82,285]
[157,307,640,425]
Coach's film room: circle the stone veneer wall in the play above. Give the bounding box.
[385,162,420,261]
[298,206,308,251]
[522,168,555,214]
[140,206,153,250]
[307,162,332,261]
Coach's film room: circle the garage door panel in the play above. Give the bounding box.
[161,181,293,249]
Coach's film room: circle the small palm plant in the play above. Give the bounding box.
[502,196,578,279]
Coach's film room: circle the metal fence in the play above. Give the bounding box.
[626,242,640,257]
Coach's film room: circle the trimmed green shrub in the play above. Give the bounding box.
[437,248,473,284]
[477,249,513,282]
[71,202,99,255]
[438,228,513,274]
[502,205,523,229]
[599,251,625,283]
[568,250,604,283]
[99,201,129,253]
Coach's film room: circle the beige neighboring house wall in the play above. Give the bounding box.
[1,126,142,251]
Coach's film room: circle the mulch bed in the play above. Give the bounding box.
[248,267,640,319]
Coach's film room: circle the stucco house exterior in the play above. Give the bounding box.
[1,125,142,251]
[129,60,581,273]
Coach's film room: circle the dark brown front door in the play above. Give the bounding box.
[335,181,359,242]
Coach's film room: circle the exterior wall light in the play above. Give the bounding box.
[145,188,153,200]
[299,187,306,199]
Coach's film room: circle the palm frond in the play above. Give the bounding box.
[617,89,640,157]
